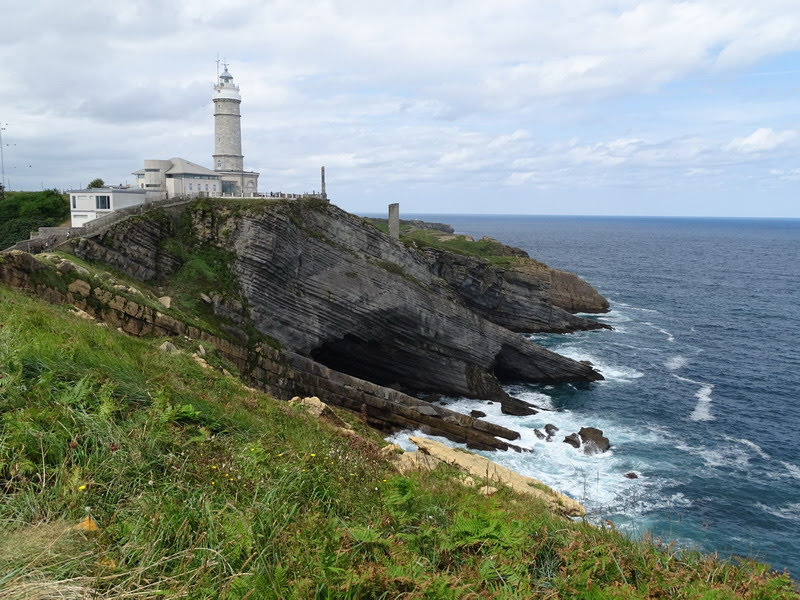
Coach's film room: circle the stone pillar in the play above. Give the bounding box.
[388,203,400,239]
[321,166,326,199]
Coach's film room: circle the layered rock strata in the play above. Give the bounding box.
[421,247,609,333]
[72,200,604,416]
[0,251,521,451]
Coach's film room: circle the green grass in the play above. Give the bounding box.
[398,229,545,269]
[0,285,796,599]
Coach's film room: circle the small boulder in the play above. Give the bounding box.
[67,279,91,297]
[534,429,546,440]
[479,485,498,496]
[578,427,610,453]
[379,443,403,457]
[416,405,439,417]
[200,293,212,303]
[563,433,581,449]
[462,476,476,487]
[624,472,639,479]
[544,423,559,436]
[470,410,487,419]
[158,341,178,353]
[196,345,206,357]
[157,296,172,309]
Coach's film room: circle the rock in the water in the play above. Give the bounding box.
[534,429,546,440]
[563,433,581,448]
[470,410,487,418]
[159,341,178,353]
[624,472,639,479]
[578,427,610,452]
[544,423,559,436]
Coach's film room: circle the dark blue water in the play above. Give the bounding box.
[391,215,800,575]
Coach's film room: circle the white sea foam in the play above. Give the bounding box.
[643,321,676,342]
[665,356,688,371]
[615,302,660,314]
[721,436,770,460]
[780,461,800,479]
[673,374,715,421]
[388,394,674,521]
[554,347,644,383]
[674,441,750,470]
[756,502,800,523]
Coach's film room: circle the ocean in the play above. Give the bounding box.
[386,215,800,576]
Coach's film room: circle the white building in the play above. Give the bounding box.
[132,157,223,198]
[213,65,259,195]
[68,188,159,227]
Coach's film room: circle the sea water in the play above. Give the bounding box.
[385,215,800,575]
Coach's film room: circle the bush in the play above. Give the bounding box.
[0,189,69,248]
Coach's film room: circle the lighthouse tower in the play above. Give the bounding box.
[212,64,259,195]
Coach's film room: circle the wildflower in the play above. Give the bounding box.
[211,481,215,485]
[78,484,87,491]
[211,466,217,469]
[277,453,283,457]
[310,453,316,457]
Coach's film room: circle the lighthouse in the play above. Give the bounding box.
[212,64,259,195]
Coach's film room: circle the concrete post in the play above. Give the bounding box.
[321,166,327,199]
[388,203,400,239]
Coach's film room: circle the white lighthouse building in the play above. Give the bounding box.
[212,64,259,195]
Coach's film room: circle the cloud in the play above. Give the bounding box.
[2,1,800,215]
[726,128,797,153]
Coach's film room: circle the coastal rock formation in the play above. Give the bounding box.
[28,197,608,419]
[579,426,611,454]
[398,436,586,517]
[422,247,609,333]
[183,200,603,409]
[0,251,521,451]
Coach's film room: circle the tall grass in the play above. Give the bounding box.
[0,285,795,599]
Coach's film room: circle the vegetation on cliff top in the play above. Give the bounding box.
[364,217,547,269]
[0,190,69,249]
[0,284,796,598]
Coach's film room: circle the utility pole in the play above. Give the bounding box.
[0,123,6,200]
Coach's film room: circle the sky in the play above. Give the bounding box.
[1,1,799,217]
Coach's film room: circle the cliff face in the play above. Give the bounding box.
[69,198,607,416]
[421,248,609,333]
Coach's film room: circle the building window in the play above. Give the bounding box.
[217,159,221,167]
[96,195,110,210]
[213,185,217,191]
[189,183,193,191]
[71,195,76,209]
[205,184,209,191]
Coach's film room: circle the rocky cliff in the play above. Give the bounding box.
[63,198,606,418]
[421,247,609,333]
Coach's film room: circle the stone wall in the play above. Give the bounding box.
[0,250,521,451]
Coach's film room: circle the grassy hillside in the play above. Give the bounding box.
[364,217,545,269]
[0,190,70,249]
[0,282,796,599]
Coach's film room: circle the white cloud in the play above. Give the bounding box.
[726,128,797,153]
[2,1,800,215]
